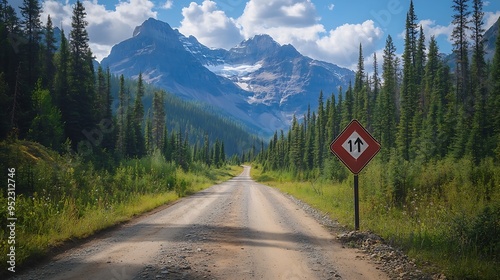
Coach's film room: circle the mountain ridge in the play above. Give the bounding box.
[101,18,354,136]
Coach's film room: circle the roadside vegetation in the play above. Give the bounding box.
[252,160,499,279]
[254,1,500,279]
[0,0,250,275]
[0,140,242,273]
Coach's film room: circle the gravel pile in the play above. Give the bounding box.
[136,243,213,280]
[285,193,447,280]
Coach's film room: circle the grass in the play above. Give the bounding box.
[0,140,242,275]
[250,160,500,279]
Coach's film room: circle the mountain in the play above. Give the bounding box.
[485,16,500,62]
[444,15,499,69]
[101,18,354,136]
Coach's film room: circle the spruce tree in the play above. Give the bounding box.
[305,111,315,170]
[1,0,20,34]
[133,73,146,156]
[67,0,95,148]
[467,0,487,161]
[341,82,353,128]
[314,91,325,169]
[397,2,419,161]
[95,65,106,120]
[377,35,398,160]
[451,0,471,109]
[488,18,500,159]
[370,53,380,136]
[20,0,41,87]
[28,79,63,150]
[354,44,365,121]
[151,90,166,152]
[116,75,127,156]
[41,15,56,90]
[54,29,69,137]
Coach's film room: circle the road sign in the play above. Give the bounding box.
[329,120,381,230]
[330,119,380,174]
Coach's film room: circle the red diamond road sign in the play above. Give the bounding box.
[330,119,381,174]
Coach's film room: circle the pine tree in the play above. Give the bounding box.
[144,109,152,154]
[415,25,426,89]
[397,2,419,161]
[20,0,41,88]
[95,65,107,120]
[67,0,95,148]
[132,72,145,157]
[54,28,69,137]
[41,15,56,90]
[1,0,20,34]
[115,75,127,156]
[341,82,353,128]
[488,18,500,159]
[28,79,63,150]
[326,93,337,142]
[467,0,487,162]
[290,114,303,173]
[354,44,365,121]
[370,53,380,134]
[305,111,315,170]
[419,36,442,160]
[376,35,398,160]
[451,0,471,109]
[314,91,325,169]
[151,90,166,152]
[0,73,11,139]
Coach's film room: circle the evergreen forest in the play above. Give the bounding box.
[0,0,499,278]
[255,0,500,277]
[0,0,254,271]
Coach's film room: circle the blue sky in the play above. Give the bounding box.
[15,0,500,69]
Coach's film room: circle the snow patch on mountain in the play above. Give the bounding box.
[205,63,262,78]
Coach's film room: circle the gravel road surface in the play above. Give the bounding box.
[13,166,389,280]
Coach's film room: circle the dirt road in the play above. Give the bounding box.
[13,166,388,280]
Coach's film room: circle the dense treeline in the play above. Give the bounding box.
[260,0,499,185]
[0,0,249,271]
[0,0,257,170]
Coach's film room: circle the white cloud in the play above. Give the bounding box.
[238,0,318,37]
[313,20,383,69]
[42,0,157,61]
[162,0,173,10]
[178,0,243,49]
[485,11,500,30]
[417,19,454,42]
[229,0,382,69]
[328,4,335,11]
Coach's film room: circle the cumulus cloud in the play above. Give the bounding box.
[417,19,454,42]
[238,0,319,37]
[313,20,383,69]
[42,0,157,61]
[232,0,381,69]
[485,11,500,30]
[162,0,173,10]
[178,0,243,49]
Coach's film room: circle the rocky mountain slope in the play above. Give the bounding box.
[101,18,354,136]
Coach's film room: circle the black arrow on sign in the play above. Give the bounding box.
[354,137,364,152]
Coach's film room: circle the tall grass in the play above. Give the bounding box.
[0,141,241,273]
[252,156,500,279]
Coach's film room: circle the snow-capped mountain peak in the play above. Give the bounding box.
[102,18,355,136]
